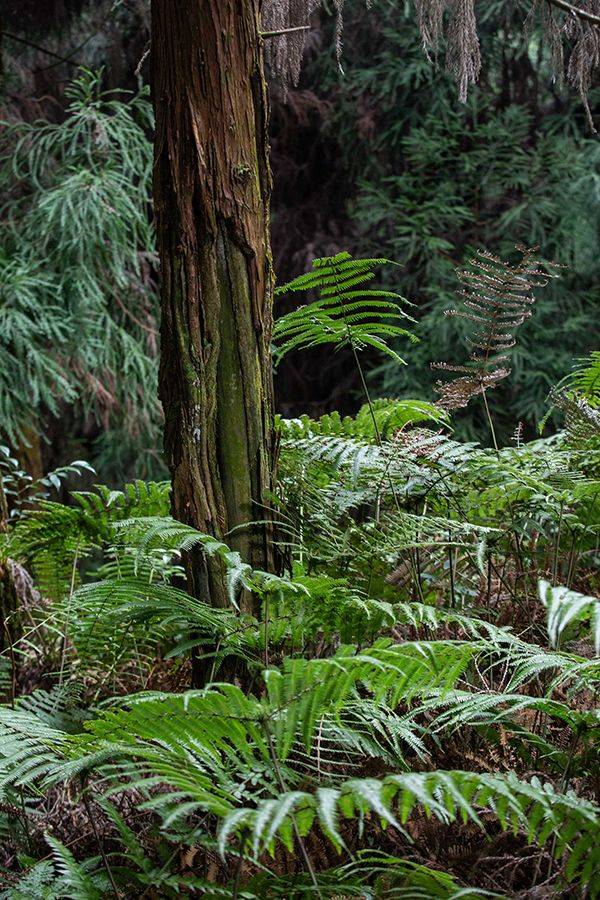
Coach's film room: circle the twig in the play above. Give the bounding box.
[37,33,96,72]
[113,291,159,336]
[231,833,247,900]
[2,618,17,706]
[546,0,600,25]
[3,31,85,67]
[481,389,499,454]
[80,780,121,898]
[135,43,151,77]
[58,540,80,691]
[263,721,322,897]
[260,25,311,38]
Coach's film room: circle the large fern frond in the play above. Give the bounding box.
[218,769,600,893]
[273,252,416,365]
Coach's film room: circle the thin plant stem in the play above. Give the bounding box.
[80,779,121,898]
[58,539,80,692]
[263,721,322,897]
[232,833,248,900]
[481,388,499,453]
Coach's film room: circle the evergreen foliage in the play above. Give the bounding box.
[0,70,161,476]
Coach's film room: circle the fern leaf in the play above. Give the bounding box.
[273,252,416,365]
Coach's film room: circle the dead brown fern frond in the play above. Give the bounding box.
[432,246,560,413]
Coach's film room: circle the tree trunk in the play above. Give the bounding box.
[151,1,275,617]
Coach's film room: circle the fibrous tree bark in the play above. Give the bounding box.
[151,1,275,618]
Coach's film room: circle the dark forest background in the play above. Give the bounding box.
[1,0,598,480]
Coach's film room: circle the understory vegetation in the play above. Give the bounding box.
[1,246,599,897]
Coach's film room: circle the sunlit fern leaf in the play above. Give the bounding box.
[273,252,417,365]
[7,502,93,600]
[218,769,600,893]
[277,398,449,442]
[393,601,520,645]
[539,579,600,654]
[410,688,595,737]
[506,643,600,695]
[561,350,600,404]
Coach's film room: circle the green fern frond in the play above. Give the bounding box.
[539,579,600,654]
[277,398,449,442]
[240,851,499,898]
[273,252,416,365]
[43,834,105,900]
[67,576,251,669]
[561,350,600,404]
[218,769,600,893]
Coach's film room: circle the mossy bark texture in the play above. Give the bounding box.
[152,1,275,616]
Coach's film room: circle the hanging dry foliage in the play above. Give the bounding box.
[565,0,600,130]
[261,0,321,92]
[413,0,480,101]
[262,0,599,116]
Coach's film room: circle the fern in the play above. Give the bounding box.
[277,398,449,441]
[218,769,600,893]
[433,246,558,413]
[273,251,417,365]
[539,579,600,653]
[237,851,498,898]
[561,350,600,404]
[0,448,94,524]
[41,835,106,900]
